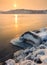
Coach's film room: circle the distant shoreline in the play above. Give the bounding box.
[0,9,47,14]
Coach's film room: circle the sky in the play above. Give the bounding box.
[0,0,47,11]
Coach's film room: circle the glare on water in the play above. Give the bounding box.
[14,14,18,28]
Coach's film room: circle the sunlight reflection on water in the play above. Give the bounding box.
[14,14,18,25]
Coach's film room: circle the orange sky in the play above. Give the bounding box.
[0,0,47,11]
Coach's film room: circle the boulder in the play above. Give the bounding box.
[37,31,47,42]
[14,50,25,63]
[32,49,47,62]
[44,42,47,46]
[20,31,42,47]
[38,44,47,49]
[5,59,15,65]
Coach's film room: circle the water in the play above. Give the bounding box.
[0,14,47,50]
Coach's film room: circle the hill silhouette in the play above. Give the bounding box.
[0,9,47,14]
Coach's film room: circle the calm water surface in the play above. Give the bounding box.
[0,14,47,50]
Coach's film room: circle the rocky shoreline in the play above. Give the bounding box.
[3,28,47,65]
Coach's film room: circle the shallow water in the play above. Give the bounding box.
[0,14,47,49]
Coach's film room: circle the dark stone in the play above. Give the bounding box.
[34,58,42,64]
[38,44,46,49]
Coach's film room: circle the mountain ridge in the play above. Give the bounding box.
[0,9,47,14]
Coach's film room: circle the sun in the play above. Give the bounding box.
[13,4,16,8]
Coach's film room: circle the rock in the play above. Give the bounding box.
[20,31,42,47]
[33,49,47,63]
[5,59,15,65]
[19,60,33,65]
[16,55,24,62]
[14,50,24,63]
[34,57,42,64]
[10,31,42,49]
[30,55,35,60]
[10,29,47,65]
[37,51,45,55]
[14,50,24,57]
[29,47,36,52]
[38,44,47,49]
[33,30,40,33]
[44,42,47,46]
[40,28,47,32]
[43,58,47,64]
[23,48,30,55]
[25,53,32,60]
[37,31,47,42]
[23,47,36,55]
[14,50,26,62]
[34,49,45,57]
